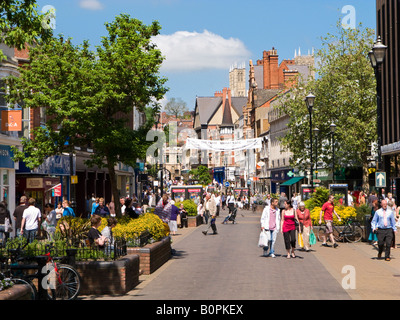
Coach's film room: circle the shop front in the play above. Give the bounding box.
[16,154,71,211]
[0,144,17,217]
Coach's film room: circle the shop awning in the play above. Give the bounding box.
[280,176,305,186]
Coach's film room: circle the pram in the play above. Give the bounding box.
[222,206,237,224]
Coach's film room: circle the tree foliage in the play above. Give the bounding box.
[189,165,212,186]
[7,14,168,216]
[276,22,376,191]
[0,0,52,60]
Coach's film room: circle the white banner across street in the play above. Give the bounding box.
[186,138,262,151]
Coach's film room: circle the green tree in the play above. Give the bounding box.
[277,22,376,192]
[0,0,52,61]
[189,165,212,186]
[7,14,168,217]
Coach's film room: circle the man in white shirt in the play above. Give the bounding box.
[347,191,354,207]
[260,198,280,257]
[20,198,41,243]
[214,193,221,217]
[226,192,236,213]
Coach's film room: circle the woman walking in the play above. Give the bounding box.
[297,202,312,252]
[368,200,379,245]
[281,200,300,259]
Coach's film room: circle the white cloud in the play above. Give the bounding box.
[79,0,104,10]
[152,30,251,72]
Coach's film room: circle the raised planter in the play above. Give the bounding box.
[188,215,203,227]
[255,204,264,213]
[0,284,33,300]
[127,236,171,275]
[75,254,140,296]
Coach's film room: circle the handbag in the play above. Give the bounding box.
[298,232,304,248]
[5,217,12,233]
[309,229,317,245]
[258,230,270,247]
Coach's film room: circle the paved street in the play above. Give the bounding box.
[81,209,400,301]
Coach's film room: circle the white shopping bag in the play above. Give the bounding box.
[258,230,270,247]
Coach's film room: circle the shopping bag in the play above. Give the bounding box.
[298,232,304,248]
[258,230,270,247]
[4,217,12,233]
[309,229,316,245]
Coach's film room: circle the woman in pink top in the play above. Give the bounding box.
[281,200,300,259]
[297,202,312,252]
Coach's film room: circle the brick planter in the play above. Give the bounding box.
[256,205,264,213]
[127,237,171,275]
[0,284,32,300]
[75,254,140,296]
[188,215,203,227]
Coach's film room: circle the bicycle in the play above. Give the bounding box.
[6,242,81,300]
[0,256,38,300]
[317,218,363,243]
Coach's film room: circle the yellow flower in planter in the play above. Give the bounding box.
[112,213,167,242]
[310,205,356,226]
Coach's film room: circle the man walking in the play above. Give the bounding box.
[278,192,288,211]
[13,196,27,237]
[226,192,236,214]
[371,199,397,261]
[20,198,41,243]
[319,195,341,248]
[202,194,217,235]
[260,197,280,257]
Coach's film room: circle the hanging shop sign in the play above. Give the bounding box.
[1,110,22,131]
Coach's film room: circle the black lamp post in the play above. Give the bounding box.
[154,113,163,197]
[313,127,319,183]
[305,92,316,193]
[330,123,337,183]
[369,36,387,171]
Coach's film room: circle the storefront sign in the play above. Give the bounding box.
[27,178,43,189]
[0,145,14,169]
[51,183,62,197]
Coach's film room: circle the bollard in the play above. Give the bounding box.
[65,248,78,268]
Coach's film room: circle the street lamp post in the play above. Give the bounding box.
[330,123,337,183]
[313,128,319,183]
[369,36,387,172]
[305,93,316,193]
[155,113,163,197]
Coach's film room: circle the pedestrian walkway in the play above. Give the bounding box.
[80,208,400,300]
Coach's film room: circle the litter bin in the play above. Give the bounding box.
[364,214,371,242]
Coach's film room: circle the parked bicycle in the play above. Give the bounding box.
[3,242,81,300]
[317,218,363,243]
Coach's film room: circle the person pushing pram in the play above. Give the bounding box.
[222,204,238,224]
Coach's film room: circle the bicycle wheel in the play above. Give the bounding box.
[47,264,81,300]
[12,278,38,300]
[333,227,344,242]
[317,226,326,242]
[344,225,363,243]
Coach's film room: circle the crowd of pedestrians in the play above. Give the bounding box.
[257,188,399,261]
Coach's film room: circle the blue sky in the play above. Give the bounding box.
[35,0,376,111]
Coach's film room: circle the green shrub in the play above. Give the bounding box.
[305,187,330,211]
[175,199,197,216]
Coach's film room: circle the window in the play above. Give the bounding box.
[0,80,6,107]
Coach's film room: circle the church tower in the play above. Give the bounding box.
[229,62,246,97]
